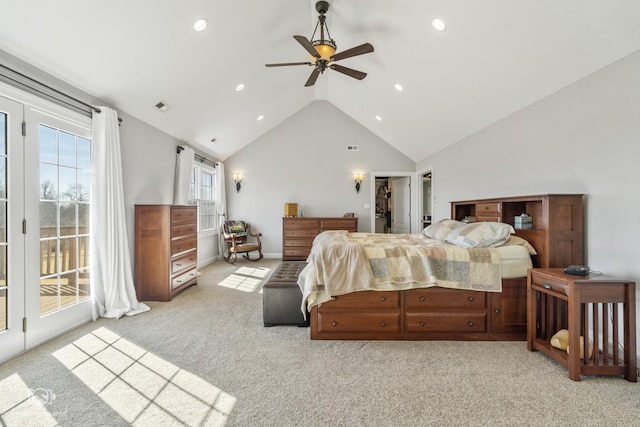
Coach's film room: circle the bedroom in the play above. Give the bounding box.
[1,1,640,424]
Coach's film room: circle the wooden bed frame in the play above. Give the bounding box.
[309,194,584,341]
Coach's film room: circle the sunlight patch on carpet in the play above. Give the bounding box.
[0,373,59,426]
[218,266,272,292]
[51,327,236,426]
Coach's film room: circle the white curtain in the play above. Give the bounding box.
[90,107,150,320]
[215,162,227,258]
[174,145,194,205]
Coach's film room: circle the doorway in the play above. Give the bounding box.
[416,166,433,233]
[370,172,412,234]
[0,90,92,363]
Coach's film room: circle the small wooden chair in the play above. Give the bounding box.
[222,220,263,264]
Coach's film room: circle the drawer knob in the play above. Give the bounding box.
[494,309,501,314]
[467,321,474,327]
[381,296,387,302]
[420,321,425,327]
[468,297,474,302]
[332,321,337,327]
[420,296,425,302]
[380,322,386,327]
[176,280,182,284]
[543,283,553,290]
[176,263,182,267]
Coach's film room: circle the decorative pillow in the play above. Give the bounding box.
[498,235,537,255]
[444,222,514,248]
[225,221,248,236]
[423,219,465,241]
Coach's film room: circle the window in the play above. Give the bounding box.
[189,163,217,232]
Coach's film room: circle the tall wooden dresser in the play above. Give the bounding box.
[134,205,198,301]
[282,217,358,261]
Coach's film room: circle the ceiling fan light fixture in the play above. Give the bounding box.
[310,40,337,63]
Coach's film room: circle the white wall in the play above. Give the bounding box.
[224,100,415,255]
[417,49,640,361]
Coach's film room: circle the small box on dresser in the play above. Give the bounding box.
[135,205,198,301]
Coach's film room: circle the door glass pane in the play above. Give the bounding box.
[39,125,91,316]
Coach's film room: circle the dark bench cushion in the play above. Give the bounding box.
[263,262,309,327]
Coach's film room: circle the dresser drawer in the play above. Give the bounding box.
[172,237,197,255]
[405,312,486,332]
[171,206,197,224]
[171,251,197,274]
[405,288,486,309]
[283,218,319,228]
[283,248,311,258]
[172,267,197,290]
[320,219,357,230]
[283,238,314,247]
[317,311,401,333]
[324,290,400,309]
[171,223,197,239]
[284,229,318,238]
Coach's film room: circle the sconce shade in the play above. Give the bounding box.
[233,173,243,193]
[353,173,364,193]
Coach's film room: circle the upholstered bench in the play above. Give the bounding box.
[263,261,309,327]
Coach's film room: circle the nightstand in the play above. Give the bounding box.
[527,268,637,381]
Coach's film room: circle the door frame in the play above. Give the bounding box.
[415,165,434,233]
[0,80,93,362]
[369,171,414,234]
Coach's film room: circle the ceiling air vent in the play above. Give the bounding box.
[154,101,170,112]
[346,145,359,152]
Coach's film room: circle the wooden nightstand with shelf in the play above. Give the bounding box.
[527,268,637,381]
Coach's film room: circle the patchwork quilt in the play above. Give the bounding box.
[298,231,502,312]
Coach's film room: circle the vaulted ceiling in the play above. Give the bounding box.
[1,1,639,161]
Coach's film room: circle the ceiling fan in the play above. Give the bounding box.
[265,1,374,87]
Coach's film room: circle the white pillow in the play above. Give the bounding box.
[445,222,514,248]
[423,219,465,241]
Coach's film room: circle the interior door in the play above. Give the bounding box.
[391,177,411,234]
[0,95,26,362]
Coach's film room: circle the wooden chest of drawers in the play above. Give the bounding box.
[135,205,198,301]
[282,217,358,260]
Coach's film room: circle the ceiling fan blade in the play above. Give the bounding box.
[293,35,320,58]
[265,62,312,67]
[304,68,321,87]
[330,43,374,62]
[329,64,367,80]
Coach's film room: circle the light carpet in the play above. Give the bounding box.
[1,258,638,426]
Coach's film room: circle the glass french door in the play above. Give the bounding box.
[0,92,92,362]
[0,96,26,363]
[24,107,92,349]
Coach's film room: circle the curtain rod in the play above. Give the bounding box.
[177,145,217,168]
[0,62,122,124]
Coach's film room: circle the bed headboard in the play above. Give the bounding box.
[450,194,584,269]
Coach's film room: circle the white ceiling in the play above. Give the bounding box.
[1,1,639,161]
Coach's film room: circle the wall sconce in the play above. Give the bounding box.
[353,173,365,193]
[233,173,243,193]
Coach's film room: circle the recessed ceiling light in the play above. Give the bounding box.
[193,18,208,32]
[257,115,264,121]
[375,115,382,121]
[394,83,404,92]
[235,83,245,91]
[432,18,446,32]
